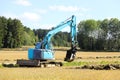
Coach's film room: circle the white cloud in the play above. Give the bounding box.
[80,8,89,12]
[49,5,89,12]
[1,13,18,19]
[34,9,47,14]
[21,12,41,21]
[14,0,31,6]
[39,24,54,29]
[49,5,77,12]
[38,24,70,32]
[1,12,41,22]
[0,12,42,29]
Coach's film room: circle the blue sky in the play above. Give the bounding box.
[0,0,120,30]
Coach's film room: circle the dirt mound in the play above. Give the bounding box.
[78,64,120,70]
[2,63,18,67]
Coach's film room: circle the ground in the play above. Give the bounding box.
[0,50,120,80]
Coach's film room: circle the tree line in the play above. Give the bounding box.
[78,18,120,51]
[0,16,36,48]
[0,16,120,51]
[0,16,70,48]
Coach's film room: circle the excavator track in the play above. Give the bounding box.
[17,59,63,67]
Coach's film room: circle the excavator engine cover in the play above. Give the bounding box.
[28,48,54,60]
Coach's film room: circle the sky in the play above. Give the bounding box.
[0,0,120,30]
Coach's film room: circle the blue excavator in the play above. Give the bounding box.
[17,15,77,67]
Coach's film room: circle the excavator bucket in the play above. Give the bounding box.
[64,47,77,62]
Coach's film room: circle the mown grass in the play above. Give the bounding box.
[63,61,89,66]
[0,64,3,68]
[63,61,120,66]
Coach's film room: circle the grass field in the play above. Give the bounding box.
[0,50,120,80]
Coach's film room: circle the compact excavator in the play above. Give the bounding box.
[17,15,77,67]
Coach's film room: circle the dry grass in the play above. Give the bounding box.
[0,50,120,61]
[0,67,120,80]
[0,50,120,80]
[76,52,120,58]
[75,52,120,62]
[0,51,27,61]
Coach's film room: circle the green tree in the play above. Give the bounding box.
[5,18,13,48]
[0,16,8,48]
[23,27,36,45]
[108,18,120,51]
[78,20,98,50]
[5,18,24,48]
[0,18,3,47]
[12,19,24,47]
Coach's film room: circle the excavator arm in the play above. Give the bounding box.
[34,15,77,62]
[41,15,77,50]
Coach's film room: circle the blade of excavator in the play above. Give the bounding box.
[64,48,77,62]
